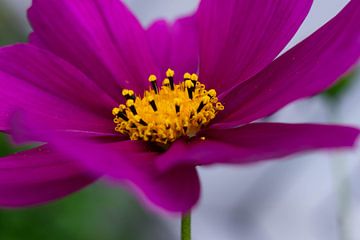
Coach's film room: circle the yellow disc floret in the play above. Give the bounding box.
[112,69,224,144]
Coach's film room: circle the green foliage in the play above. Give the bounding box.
[0,184,172,240]
[0,133,37,157]
[0,3,27,45]
[0,133,16,156]
[323,72,357,100]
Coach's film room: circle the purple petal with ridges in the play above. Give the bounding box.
[147,20,172,76]
[197,0,312,92]
[147,15,199,81]
[52,138,200,213]
[0,70,113,134]
[157,123,360,171]
[11,116,200,213]
[0,145,96,207]
[28,0,158,96]
[215,0,360,128]
[0,44,116,114]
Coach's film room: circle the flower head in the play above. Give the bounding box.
[112,71,224,144]
[0,0,359,213]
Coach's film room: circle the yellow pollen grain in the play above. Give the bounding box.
[191,74,199,81]
[184,72,191,79]
[163,78,170,85]
[112,69,224,144]
[126,99,135,107]
[148,75,157,82]
[122,89,129,96]
[166,69,175,77]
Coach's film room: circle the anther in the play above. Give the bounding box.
[197,96,210,113]
[175,98,181,113]
[148,96,158,112]
[126,99,137,115]
[149,75,159,94]
[190,73,198,93]
[208,89,217,98]
[185,80,194,99]
[191,74,198,85]
[163,78,170,87]
[134,115,148,126]
[122,89,135,100]
[112,106,129,121]
[184,73,191,81]
[112,107,120,116]
[166,68,175,90]
[117,111,129,121]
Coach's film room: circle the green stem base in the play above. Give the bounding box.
[181,212,191,240]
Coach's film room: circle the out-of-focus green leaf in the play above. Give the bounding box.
[0,133,15,156]
[0,2,27,45]
[323,71,357,100]
[0,2,29,157]
[0,183,173,240]
[0,133,37,157]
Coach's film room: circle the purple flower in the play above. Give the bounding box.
[0,0,359,213]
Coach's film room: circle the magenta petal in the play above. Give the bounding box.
[28,32,44,47]
[197,0,312,92]
[15,124,200,213]
[147,15,199,80]
[0,44,115,114]
[0,46,113,134]
[0,73,113,134]
[28,0,158,96]
[157,123,360,171]
[147,20,171,75]
[0,145,96,207]
[59,139,200,213]
[216,0,360,128]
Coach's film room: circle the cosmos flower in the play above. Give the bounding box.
[0,0,359,213]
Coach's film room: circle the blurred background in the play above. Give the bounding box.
[0,0,359,239]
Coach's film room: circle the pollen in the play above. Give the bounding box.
[112,69,224,144]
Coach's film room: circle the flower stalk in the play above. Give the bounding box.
[181,212,191,240]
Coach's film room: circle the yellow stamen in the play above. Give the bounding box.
[148,75,157,82]
[191,74,199,81]
[112,68,224,144]
[184,72,191,80]
[166,69,175,78]
[163,78,170,86]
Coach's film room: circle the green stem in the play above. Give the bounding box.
[181,212,191,240]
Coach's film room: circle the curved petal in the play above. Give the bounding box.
[12,119,200,213]
[56,138,200,213]
[0,44,116,114]
[147,15,199,81]
[147,20,171,76]
[157,123,360,171]
[0,145,96,207]
[197,0,313,92]
[0,72,113,134]
[216,0,360,128]
[0,46,114,134]
[28,0,158,96]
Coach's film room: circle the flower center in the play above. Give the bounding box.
[112,69,224,144]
